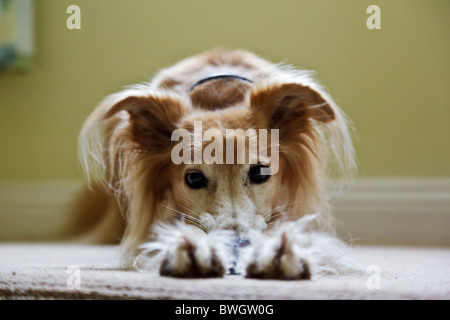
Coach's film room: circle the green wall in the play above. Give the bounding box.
[0,0,449,181]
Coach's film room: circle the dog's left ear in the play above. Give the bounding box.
[250,83,335,136]
[103,94,189,153]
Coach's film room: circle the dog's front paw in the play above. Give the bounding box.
[159,234,226,278]
[139,224,232,278]
[244,228,311,280]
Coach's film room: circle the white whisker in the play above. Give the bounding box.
[159,204,205,231]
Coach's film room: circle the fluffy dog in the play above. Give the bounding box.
[78,49,356,279]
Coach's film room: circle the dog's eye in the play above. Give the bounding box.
[185,171,208,189]
[248,165,271,184]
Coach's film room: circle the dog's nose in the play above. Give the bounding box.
[233,237,251,249]
[228,236,251,275]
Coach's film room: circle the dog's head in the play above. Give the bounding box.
[79,55,355,256]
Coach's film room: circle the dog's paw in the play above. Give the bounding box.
[159,234,227,278]
[139,224,232,278]
[244,227,311,280]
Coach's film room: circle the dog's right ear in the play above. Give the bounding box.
[103,94,190,153]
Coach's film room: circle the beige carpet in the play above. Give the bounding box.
[0,243,448,300]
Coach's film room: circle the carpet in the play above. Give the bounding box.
[0,244,448,300]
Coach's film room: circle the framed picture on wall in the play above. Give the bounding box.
[0,0,34,71]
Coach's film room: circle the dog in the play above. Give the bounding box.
[77,49,356,279]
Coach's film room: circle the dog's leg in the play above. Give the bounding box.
[138,224,232,278]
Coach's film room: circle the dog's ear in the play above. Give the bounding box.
[103,94,189,152]
[251,83,335,138]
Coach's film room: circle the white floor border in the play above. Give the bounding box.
[332,179,450,246]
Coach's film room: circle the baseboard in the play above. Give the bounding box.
[0,181,82,241]
[0,179,449,246]
[332,179,450,246]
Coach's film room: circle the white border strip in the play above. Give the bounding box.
[332,179,450,246]
[0,179,449,245]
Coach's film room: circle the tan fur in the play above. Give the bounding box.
[65,186,123,244]
[189,78,251,110]
[77,49,355,268]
